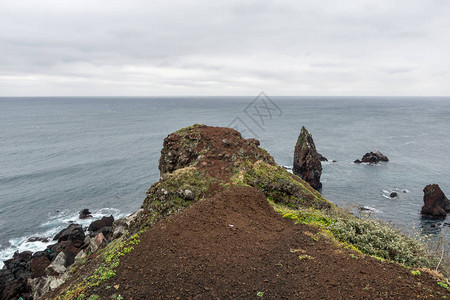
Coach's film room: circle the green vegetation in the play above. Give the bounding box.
[57,233,141,300]
[257,291,264,297]
[438,281,450,291]
[411,270,421,276]
[142,167,216,225]
[274,203,435,269]
[232,160,333,211]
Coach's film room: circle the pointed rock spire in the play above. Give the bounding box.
[293,126,322,189]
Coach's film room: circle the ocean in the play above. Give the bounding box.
[1,96,450,267]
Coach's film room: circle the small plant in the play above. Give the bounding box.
[88,295,100,300]
[257,291,264,297]
[298,255,314,260]
[411,270,421,276]
[350,254,358,259]
[438,282,450,291]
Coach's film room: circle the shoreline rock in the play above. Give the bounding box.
[421,184,450,217]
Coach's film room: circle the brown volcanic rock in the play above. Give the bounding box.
[90,186,448,299]
[421,184,450,217]
[293,126,322,189]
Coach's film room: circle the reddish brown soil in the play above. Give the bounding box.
[92,186,449,299]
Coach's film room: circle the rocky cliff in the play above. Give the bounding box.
[13,124,448,300]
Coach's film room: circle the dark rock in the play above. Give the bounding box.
[354,159,361,164]
[26,237,49,243]
[332,160,337,163]
[88,215,114,237]
[3,251,32,280]
[421,184,450,217]
[30,256,51,278]
[53,224,85,246]
[47,240,82,264]
[292,126,322,189]
[318,153,328,162]
[1,279,31,300]
[390,192,398,198]
[79,208,92,219]
[357,151,389,164]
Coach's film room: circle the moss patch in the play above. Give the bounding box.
[142,167,216,226]
[232,160,333,211]
[57,233,141,300]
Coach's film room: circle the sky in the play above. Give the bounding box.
[0,0,449,96]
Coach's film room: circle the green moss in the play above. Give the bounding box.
[142,167,216,225]
[57,233,141,300]
[233,160,333,211]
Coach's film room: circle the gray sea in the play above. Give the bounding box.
[1,96,450,266]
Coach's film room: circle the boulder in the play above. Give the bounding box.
[30,256,51,278]
[355,151,389,164]
[421,184,450,217]
[293,126,322,189]
[79,208,92,219]
[3,251,32,280]
[390,192,398,198]
[45,252,67,276]
[53,224,85,246]
[26,237,50,243]
[112,209,144,239]
[88,215,114,237]
[88,233,106,253]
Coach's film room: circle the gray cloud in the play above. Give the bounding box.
[0,0,449,96]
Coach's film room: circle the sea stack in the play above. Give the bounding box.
[293,126,322,189]
[421,184,450,217]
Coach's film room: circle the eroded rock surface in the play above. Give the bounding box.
[421,184,450,217]
[293,126,322,189]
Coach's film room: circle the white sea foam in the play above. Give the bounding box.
[0,207,127,268]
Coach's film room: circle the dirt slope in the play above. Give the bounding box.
[92,186,448,299]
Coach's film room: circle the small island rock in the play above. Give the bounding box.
[79,209,92,219]
[355,151,389,164]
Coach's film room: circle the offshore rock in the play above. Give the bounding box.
[355,151,389,164]
[293,126,322,189]
[79,208,92,219]
[421,184,450,217]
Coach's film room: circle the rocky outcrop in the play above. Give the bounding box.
[293,126,322,189]
[88,215,114,238]
[79,208,92,219]
[354,151,389,164]
[421,184,450,217]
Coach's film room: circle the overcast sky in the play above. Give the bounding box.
[0,0,449,96]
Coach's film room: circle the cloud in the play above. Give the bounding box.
[0,0,449,96]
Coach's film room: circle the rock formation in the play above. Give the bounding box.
[293,126,322,189]
[421,184,450,217]
[354,151,389,164]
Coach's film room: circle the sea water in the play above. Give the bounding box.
[1,96,450,267]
